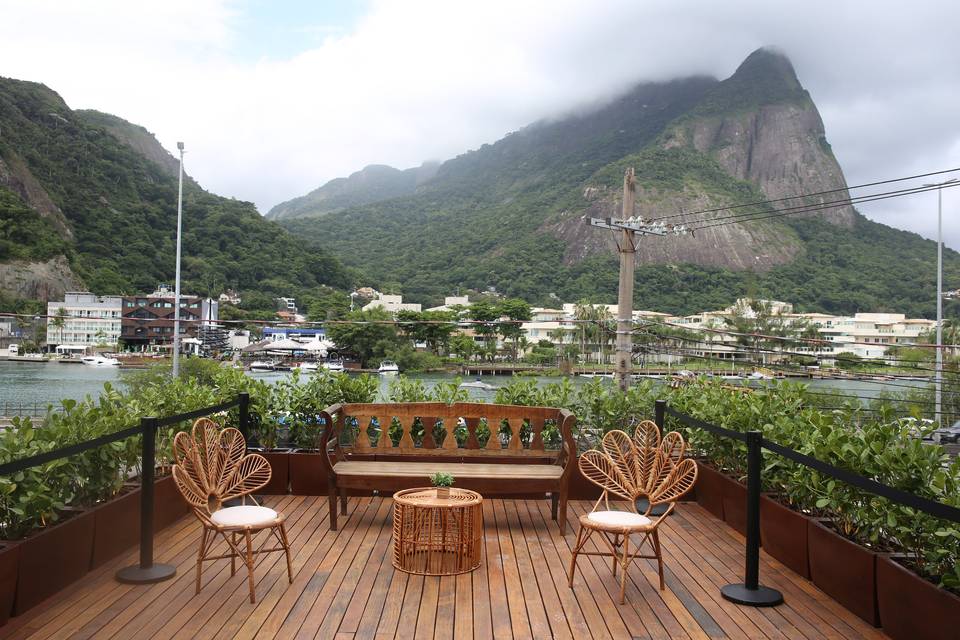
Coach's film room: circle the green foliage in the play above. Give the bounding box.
[429,472,454,488]
[0,187,70,261]
[324,308,401,367]
[0,78,354,301]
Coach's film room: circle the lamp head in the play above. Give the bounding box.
[177,141,184,151]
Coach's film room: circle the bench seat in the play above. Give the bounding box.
[334,461,564,480]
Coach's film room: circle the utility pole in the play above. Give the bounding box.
[172,142,185,378]
[924,177,956,425]
[586,168,687,391]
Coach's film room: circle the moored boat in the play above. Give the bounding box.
[378,360,399,374]
[81,355,120,366]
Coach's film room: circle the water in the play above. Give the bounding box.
[0,360,930,413]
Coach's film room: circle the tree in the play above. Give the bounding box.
[396,309,458,355]
[468,301,500,360]
[449,334,476,362]
[325,308,401,367]
[51,306,68,346]
[496,298,532,361]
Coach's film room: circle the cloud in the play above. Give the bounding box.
[1,0,958,248]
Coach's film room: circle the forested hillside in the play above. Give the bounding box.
[0,77,354,308]
[279,49,959,317]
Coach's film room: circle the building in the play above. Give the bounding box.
[218,290,241,305]
[362,293,421,314]
[276,297,297,314]
[120,285,218,350]
[815,313,936,361]
[425,295,470,313]
[45,292,123,350]
[263,327,327,342]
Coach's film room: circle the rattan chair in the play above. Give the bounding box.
[567,428,697,604]
[172,418,293,604]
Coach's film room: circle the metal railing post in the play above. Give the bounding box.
[238,392,250,445]
[654,399,666,431]
[116,416,176,584]
[721,430,783,606]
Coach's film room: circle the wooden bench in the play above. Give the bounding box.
[318,402,577,533]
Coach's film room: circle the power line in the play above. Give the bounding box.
[688,181,960,232]
[648,166,960,224]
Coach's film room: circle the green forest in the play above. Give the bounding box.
[0,77,355,307]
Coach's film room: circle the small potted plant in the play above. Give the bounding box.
[429,472,454,499]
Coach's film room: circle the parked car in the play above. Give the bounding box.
[932,421,960,444]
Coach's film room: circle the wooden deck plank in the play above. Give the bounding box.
[0,497,891,640]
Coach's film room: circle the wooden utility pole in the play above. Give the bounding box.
[586,168,688,391]
[615,169,637,392]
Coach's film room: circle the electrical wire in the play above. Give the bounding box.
[647,166,960,224]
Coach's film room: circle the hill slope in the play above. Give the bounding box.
[280,48,959,317]
[0,77,354,305]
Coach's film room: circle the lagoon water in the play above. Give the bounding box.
[0,360,929,413]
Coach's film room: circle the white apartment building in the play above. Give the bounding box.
[815,313,936,361]
[362,294,421,314]
[425,296,470,313]
[46,292,122,349]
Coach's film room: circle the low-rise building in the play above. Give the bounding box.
[121,285,218,351]
[46,292,123,350]
[362,293,421,314]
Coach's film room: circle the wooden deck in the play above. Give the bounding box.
[0,496,888,640]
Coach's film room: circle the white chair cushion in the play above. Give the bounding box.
[587,510,651,528]
[210,505,278,528]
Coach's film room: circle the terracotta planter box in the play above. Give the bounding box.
[91,486,141,569]
[759,495,809,578]
[808,519,879,626]
[877,555,960,640]
[720,473,747,536]
[0,542,19,625]
[14,508,95,615]
[694,461,725,520]
[153,474,191,532]
[257,450,291,495]
[289,451,330,495]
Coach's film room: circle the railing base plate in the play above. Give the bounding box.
[721,583,783,607]
[115,563,176,584]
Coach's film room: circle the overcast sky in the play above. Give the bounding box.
[1,0,959,247]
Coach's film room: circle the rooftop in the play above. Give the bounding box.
[4,496,886,639]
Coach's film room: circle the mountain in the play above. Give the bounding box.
[279,48,960,317]
[267,162,438,221]
[0,77,354,307]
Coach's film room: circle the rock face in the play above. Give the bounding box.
[76,110,182,179]
[0,256,82,300]
[0,152,73,241]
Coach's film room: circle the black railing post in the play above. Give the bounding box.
[116,417,176,584]
[721,430,783,606]
[238,392,250,445]
[654,399,666,431]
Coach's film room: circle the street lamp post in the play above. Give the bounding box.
[172,142,185,378]
[924,178,957,425]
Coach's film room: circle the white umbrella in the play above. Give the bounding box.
[265,338,306,351]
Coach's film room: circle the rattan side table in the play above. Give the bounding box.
[392,487,483,575]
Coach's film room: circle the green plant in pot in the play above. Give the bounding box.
[429,472,454,499]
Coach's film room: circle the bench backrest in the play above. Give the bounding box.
[321,402,575,460]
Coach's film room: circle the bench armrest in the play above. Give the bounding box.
[318,404,344,479]
[558,409,578,485]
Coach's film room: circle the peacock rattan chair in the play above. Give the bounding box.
[172,418,293,604]
[567,428,697,604]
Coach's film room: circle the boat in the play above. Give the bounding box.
[459,378,496,390]
[747,371,773,380]
[81,355,120,367]
[322,360,344,373]
[249,361,274,372]
[378,360,399,374]
[297,362,319,372]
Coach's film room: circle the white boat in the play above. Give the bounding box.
[459,379,496,390]
[322,360,344,373]
[297,362,319,372]
[378,360,399,374]
[249,361,274,372]
[747,371,773,380]
[81,355,120,367]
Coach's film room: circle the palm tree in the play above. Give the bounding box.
[51,307,68,348]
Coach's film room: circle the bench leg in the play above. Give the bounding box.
[339,486,347,515]
[558,494,568,535]
[328,490,338,531]
[551,492,559,521]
